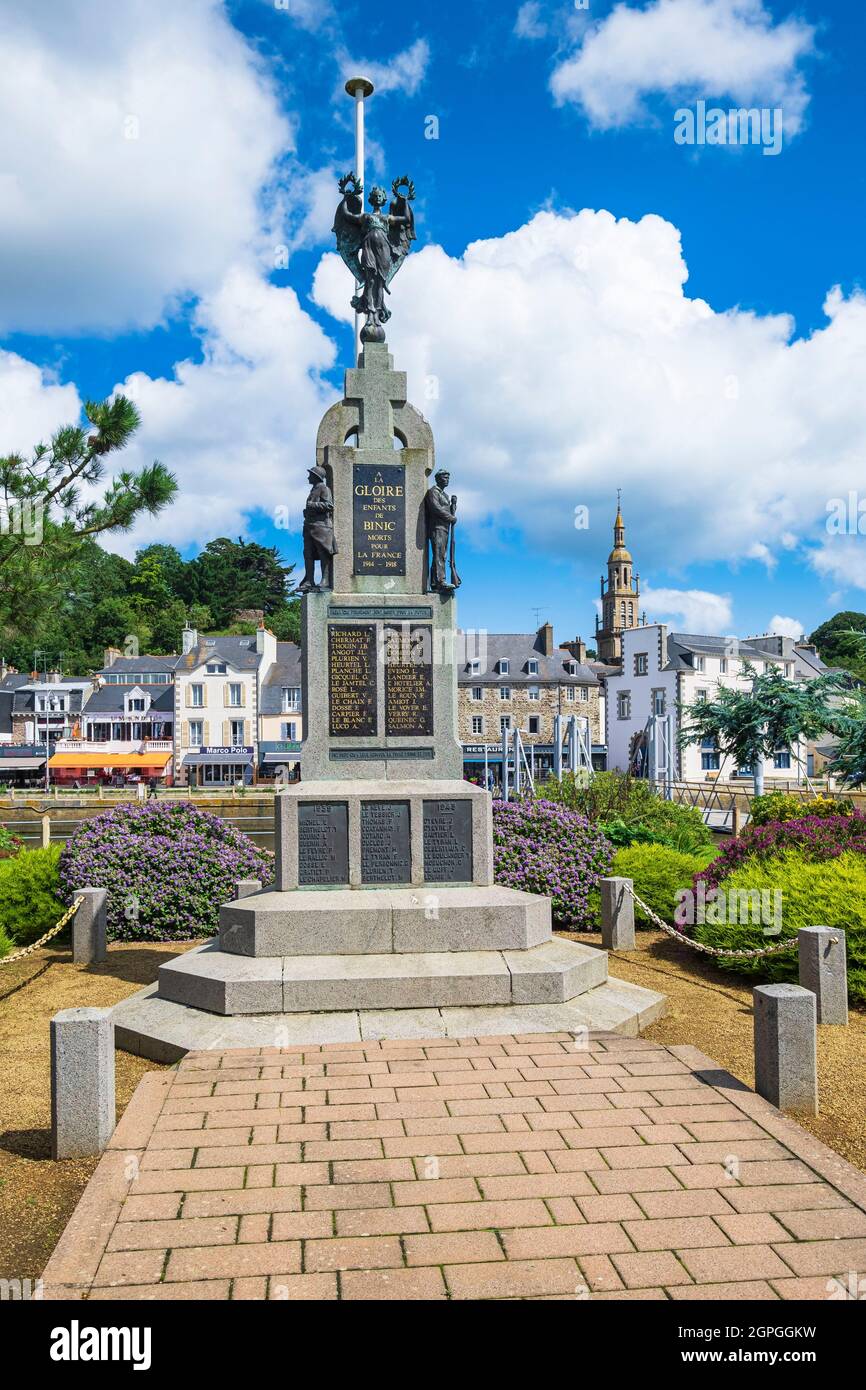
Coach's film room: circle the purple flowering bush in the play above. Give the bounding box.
[493,798,614,927]
[697,812,866,892]
[59,802,273,941]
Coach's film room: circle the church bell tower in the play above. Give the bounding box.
[595,493,640,664]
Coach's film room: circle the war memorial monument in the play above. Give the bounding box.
[113,162,664,1058]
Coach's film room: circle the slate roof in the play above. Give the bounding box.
[260,643,303,715]
[97,655,179,676]
[457,633,598,686]
[83,684,175,714]
[0,691,13,737]
[12,686,87,715]
[177,636,261,673]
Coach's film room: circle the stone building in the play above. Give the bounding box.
[595,498,641,664]
[457,623,602,781]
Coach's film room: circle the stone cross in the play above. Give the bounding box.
[345,344,408,449]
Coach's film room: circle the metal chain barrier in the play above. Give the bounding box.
[0,897,82,967]
[623,882,799,960]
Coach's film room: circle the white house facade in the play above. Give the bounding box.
[605,626,818,784]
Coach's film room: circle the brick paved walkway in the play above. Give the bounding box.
[43,1033,866,1301]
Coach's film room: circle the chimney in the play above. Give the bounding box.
[182,624,198,655]
[46,670,62,684]
[560,637,587,665]
[103,646,121,668]
[537,622,555,657]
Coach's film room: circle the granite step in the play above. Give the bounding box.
[219,884,552,957]
[113,973,667,1062]
[157,937,609,1016]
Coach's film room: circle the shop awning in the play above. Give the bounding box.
[48,752,173,769]
[0,756,46,770]
[183,751,253,766]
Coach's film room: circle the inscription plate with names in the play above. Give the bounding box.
[423,800,473,883]
[384,624,433,737]
[298,802,349,886]
[360,801,411,884]
[328,623,377,737]
[353,463,406,576]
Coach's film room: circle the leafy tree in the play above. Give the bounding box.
[679,664,848,793]
[809,612,866,679]
[826,690,866,787]
[0,397,176,667]
[185,538,295,627]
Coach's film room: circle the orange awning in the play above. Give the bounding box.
[48,752,173,769]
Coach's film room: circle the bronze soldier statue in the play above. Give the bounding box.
[425,469,460,592]
[299,466,337,592]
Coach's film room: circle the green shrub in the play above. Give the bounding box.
[0,925,13,958]
[750,791,855,826]
[0,845,64,946]
[0,823,23,858]
[541,771,714,855]
[691,849,865,1002]
[585,843,717,927]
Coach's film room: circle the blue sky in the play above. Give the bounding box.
[1,0,864,650]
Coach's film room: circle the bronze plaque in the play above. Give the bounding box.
[361,801,411,884]
[423,800,473,882]
[384,623,433,737]
[353,463,406,576]
[328,623,377,737]
[298,802,349,886]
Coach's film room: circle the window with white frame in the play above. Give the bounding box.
[652,689,666,716]
[527,685,540,701]
[617,692,631,719]
[579,686,589,703]
[565,686,575,702]
[228,683,242,707]
[500,715,511,733]
[694,655,706,672]
[498,659,509,675]
[526,659,539,675]
[634,653,648,676]
[719,657,728,674]
[470,685,483,702]
[695,689,708,703]
[206,662,226,674]
[189,719,204,745]
[468,659,481,675]
[565,661,578,676]
[774,748,792,769]
[230,719,245,746]
[281,687,301,712]
[700,737,720,771]
[190,684,204,707]
[471,715,484,735]
[499,686,511,701]
[527,715,540,735]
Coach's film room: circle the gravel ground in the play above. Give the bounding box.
[1,929,863,1283]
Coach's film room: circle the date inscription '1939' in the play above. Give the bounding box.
[298,802,349,885]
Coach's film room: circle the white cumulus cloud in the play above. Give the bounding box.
[642,586,733,634]
[550,0,816,136]
[0,0,291,335]
[768,614,806,639]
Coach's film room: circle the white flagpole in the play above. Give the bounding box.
[345,76,374,363]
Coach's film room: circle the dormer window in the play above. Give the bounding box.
[498,659,510,675]
[526,659,539,676]
[565,661,578,676]
[468,659,481,675]
[206,662,227,675]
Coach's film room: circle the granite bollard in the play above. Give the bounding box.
[753,983,818,1116]
[235,879,262,900]
[50,1007,115,1159]
[72,887,108,965]
[798,926,848,1025]
[600,877,635,950]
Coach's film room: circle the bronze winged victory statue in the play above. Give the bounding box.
[332,174,416,342]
